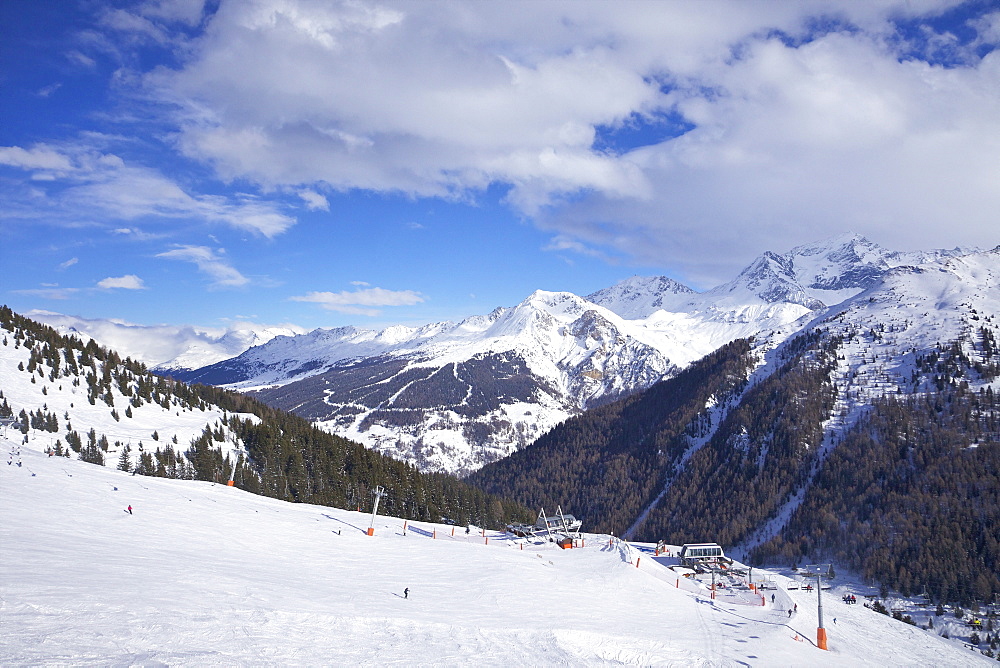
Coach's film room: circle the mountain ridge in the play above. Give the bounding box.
[34,233,987,475]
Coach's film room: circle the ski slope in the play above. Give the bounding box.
[0,443,989,666]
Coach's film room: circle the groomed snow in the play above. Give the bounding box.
[1,443,988,666]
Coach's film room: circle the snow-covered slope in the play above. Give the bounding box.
[1,445,989,666]
[0,311,250,474]
[803,245,1000,433]
[24,310,305,371]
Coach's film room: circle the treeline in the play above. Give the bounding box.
[1,306,533,528]
[189,382,532,527]
[469,339,756,533]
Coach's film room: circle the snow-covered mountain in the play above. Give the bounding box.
[24,310,305,372]
[180,290,681,474]
[0,307,520,530]
[585,275,695,319]
[78,234,990,475]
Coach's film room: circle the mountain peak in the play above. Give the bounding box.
[708,250,824,309]
[587,275,696,319]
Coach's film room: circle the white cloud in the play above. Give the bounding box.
[139,0,207,26]
[13,286,80,300]
[97,274,146,290]
[1,142,295,237]
[297,188,329,211]
[59,257,79,270]
[65,51,96,68]
[99,8,170,44]
[0,145,74,171]
[290,286,425,315]
[543,235,606,259]
[156,245,250,287]
[540,27,1000,284]
[127,0,999,279]
[37,83,62,98]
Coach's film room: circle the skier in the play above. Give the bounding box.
[788,609,793,618]
[404,588,409,600]
[771,594,775,603]
[794,604,797,613]
[126,505,133,515]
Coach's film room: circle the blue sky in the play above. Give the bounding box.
[2,0,999,332]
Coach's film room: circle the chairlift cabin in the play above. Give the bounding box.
[678,543,730,569]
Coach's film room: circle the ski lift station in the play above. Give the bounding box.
[678,543,731,569]
[536,511,582,534]
[505,507,581,540]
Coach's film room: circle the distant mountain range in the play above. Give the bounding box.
[33,234,980,475]
[24,312,305,372]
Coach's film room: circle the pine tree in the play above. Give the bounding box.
[117,444,131,472]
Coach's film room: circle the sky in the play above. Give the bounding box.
[2,0,999,333]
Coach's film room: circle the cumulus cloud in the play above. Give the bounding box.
[124,0,998,281]
[156,245,249,287]
[97,274,146,289]
[290,286,425,316]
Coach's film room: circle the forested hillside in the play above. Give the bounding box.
[755,336,1000,605]
[0,306,531,528]
[639,329,840,546]
[468,339,755,534]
